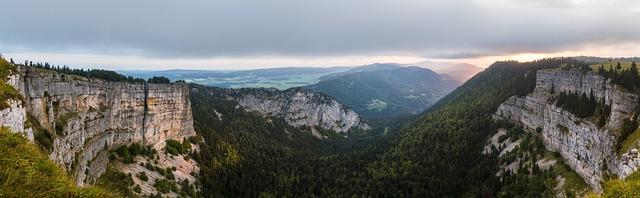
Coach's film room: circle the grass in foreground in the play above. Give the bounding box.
[0,127,116,197]
[601,171,640,198]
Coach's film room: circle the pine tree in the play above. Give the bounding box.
[617,62,622,70]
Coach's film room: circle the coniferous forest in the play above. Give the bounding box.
[189,58,583,197]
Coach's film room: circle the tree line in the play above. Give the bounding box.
[597,62,640,91]
[14,59,172,84]
[555,90,611,127]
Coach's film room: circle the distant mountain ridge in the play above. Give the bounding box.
[409,61,484,82]
[307,65,459,118]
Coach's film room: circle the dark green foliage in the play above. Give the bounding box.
[136,171,149,181]
[562,62,592,73]
[153,178,179,194]
[555,91,611,125]
[306,66,459,118]
[25,113,54,154]
[133,185,141,193]
[164,139,191,155]
[113,143,156,164]
[496,129,557,197]
[363,59,566,196]
[179,179,197,197]
[0,57,22,110]
[190,84,394,197]
[598,61,640,91]
[144,162,175,180]
[25,60,146,83]
[189,58,581,196]
[96,167,135,196]
[619,117,640,149]
[147,76,171,83]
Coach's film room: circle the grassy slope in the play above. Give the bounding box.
[0,127,116,197]
[600,171,640,197]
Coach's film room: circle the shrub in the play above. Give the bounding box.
[96,167,135,196]
[153,178,178,194]
[165,139,191,155]
[147,76,171,84]
[0,58,22,110]
[137,171,149,181]
[114,143,156,164]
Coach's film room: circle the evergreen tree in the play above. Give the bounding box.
[617,62,622,70]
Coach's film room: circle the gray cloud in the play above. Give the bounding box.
[1,0,639,59]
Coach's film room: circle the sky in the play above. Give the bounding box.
[1,0,639,70]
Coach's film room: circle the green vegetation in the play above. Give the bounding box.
[590,61,639,75]
[306,66,458,118]
[618,117,640,153]
[53,112,78,136]
[493,124,589,197]
[96,166,135,196]
[554,91,611,127]
[147,76,171,83]
[24,60,147,83]
[190,84,394,197]
[0,127,115,197]
[190,58,583,197]
[601,171,640,197]
[365,98,388,112]
[25,113,54,154]
[164,139,191,155]
[0,57,22,110]
[153,178,179,194]
[112,143,156,164]
[136,171,149,181]
[144,162,175,180]
[554,161,590,196]
[595,62,640,91]
[618,128,640,156]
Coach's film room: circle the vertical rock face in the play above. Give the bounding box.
[219,87,370,133]
[1,66,195,185]
[494,69,640,192]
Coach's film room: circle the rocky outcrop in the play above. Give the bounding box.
[494,69,640,192]
[1,66,196,186]
[217,87,370,133]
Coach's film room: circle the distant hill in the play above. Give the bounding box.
[318,63,403,81]
[306,66,459,118]
[409,61,483,82]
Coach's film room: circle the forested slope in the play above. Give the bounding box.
[189,59,583,197]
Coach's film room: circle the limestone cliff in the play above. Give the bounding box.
[211,87,370,133]
[494,68,640,192]
[0,65,196,186]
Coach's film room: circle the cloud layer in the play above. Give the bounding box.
[1,0,639,60]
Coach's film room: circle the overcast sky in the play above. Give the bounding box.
[1,0,639,70]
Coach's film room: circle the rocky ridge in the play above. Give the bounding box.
[211,87,370,133]
[494,68,640,192]
[0,65,197,189]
